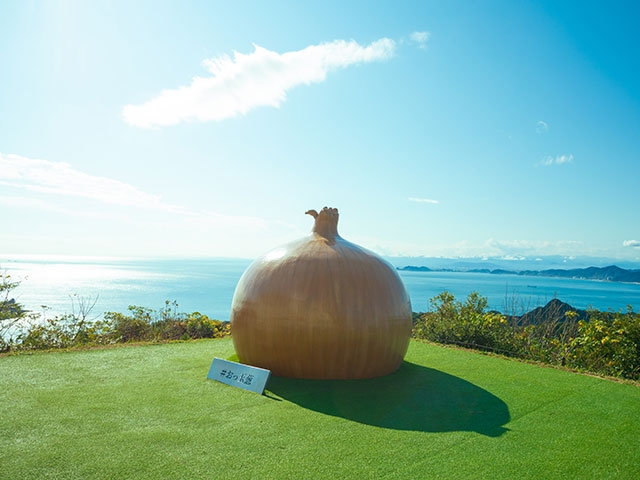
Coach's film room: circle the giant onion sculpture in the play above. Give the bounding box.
[230,207,412,379]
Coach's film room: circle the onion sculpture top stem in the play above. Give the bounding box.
[305,206,339,240]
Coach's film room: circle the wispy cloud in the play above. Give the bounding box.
[0,152,180,211]
[538,154,574,166]
[409,197,439,204]
[0,194,105,218]
[623,240,640,249]
[0,152,268,231]
[123,38,396,128]
[536,120,549,134]
[372,237,588,259]
[484,238,585,257]
[409,31,430,49]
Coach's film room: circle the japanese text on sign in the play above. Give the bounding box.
[207,357,271,395]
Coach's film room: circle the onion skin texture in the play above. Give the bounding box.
[230,208,412,379]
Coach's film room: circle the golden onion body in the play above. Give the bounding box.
[230,207,412,379]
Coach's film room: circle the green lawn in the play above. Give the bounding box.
[2,338,639,479]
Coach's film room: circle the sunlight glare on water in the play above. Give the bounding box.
[5,259,181,318]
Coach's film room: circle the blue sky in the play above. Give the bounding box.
[1,0,639,263]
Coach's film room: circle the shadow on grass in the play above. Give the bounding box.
[266,361,510,437]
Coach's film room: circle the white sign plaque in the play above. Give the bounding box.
[207,357,271,395]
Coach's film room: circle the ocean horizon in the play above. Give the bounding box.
[3,255,639,321]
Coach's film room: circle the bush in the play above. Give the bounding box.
[7,300,231,351]
[413,291,515,355]
[105,306,154,343]
[153,319,188,340]
[185,312,228,339]
[101,302,230,343]
[151,301,187,340]
[17,313,113,351]
[413,292,639,381]
[0,271,232,352]
[570,307,640,379]
[18,317,74,350]
[1,269,34,352]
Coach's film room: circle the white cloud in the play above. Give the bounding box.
[536,120,549,133]
[538,154,573,166]
[361,237,588,259]
[0,152,180,211]
[0,152,268,232]
[555,154,573,164]
[470,238,588,258]
[0,194,105,218]
[123,38,396,128]
[409,197,439,204]
[623,240,640,248]
[410,31,430,49]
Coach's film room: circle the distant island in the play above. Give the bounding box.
[397,264,640,284]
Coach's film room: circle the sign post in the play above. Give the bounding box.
[207,358,271,395]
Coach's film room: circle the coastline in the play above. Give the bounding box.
[3,256,640,320]
[397,264,640,285]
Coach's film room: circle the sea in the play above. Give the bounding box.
[3,256,639,321]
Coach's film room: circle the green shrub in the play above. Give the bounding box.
[151,301,187,340]
[102,302,230,343]
[413,291,515,355]
[1,270,26,352]
[153,319,188,340]
[16,313,111,350]
[185,312,227,339]
[18,317,74,350]
[1,273,231,351]
[413,291,639,380]
[570,307,640,379]
[104,306,153,343]
[9,301,231,350]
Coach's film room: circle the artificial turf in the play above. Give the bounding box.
[1,338,639,479]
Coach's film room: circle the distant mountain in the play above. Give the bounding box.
[397,264,640,284]
[512,298,588,325]
[397,266,432,272]
[387,255,640,272]
[517,265,640,283]
[498,265,640,283]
